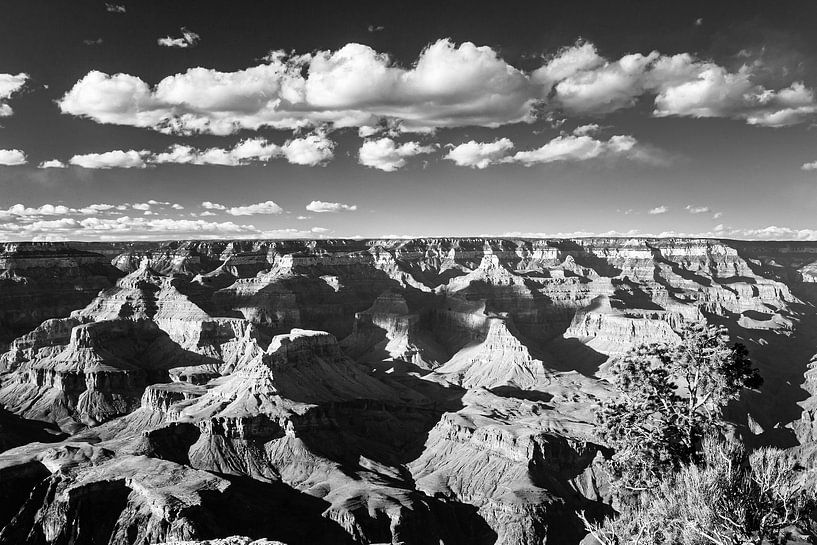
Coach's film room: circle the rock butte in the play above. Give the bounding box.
[0,237,816,545]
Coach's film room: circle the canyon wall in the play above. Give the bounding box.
[1,237,816,545]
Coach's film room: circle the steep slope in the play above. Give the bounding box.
[1,237,817,545]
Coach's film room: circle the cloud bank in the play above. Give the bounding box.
[57,39,817,136]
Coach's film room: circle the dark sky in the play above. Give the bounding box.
[0,0,816,241]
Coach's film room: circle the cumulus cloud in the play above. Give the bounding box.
[508,134,659,166]
[535,41,817,126]
[0,149,27,166]
[802,161,817,171]
[226,200,283,216]
[444,138,514,168]
[444,133,662,169]
[0,73,28,117]
[57,38,817,135]
[0,200,325,242]
[69,149,148,169]
[0,200,340,241]
[685,204,711,214]
[202,201,226,210]
[280,134,334,166]
[158,27,200,48]
[649,205,668,215]
[152,138,281,166]
[38,159,67,169]
[58,39,536,135]
[59,136,333,169]
[572,123,601,136]
[306,200,357,213]
[358,137,434,171]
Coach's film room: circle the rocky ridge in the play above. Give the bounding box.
[0,237,816,545]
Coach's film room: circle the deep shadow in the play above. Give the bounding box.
[490,385,553,403]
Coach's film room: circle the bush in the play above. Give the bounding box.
[582,437,815,545]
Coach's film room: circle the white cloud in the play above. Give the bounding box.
[535,42,817,127]
[79,203,116,214]
[58,39,537,135]
[69,149,148,169]
[444,138,514,168]
[57,39,817,134]
[572,123,601,136]
[151,138,281,166]
[202,201,226,210]
[105,3,126,13]
[358,137,434,171]
[158,27,200,48]
[306,200,357,213]
[171,203,184,210]
[0,149,27,166]
[713,211,723,219]
[0,73,28,117]
[802,161,817,171]
[685,204,711,214]
[508,134,659,166]
[649,205,668,215]
[281,134,334,166]
[226,200,283,216]
[38,159,67,169]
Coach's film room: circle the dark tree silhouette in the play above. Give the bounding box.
[597,323,762,489]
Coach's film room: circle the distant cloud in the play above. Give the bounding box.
[694,18,703,26]
[58,39,536,135]
[226,200,283,216]
[152,139,280,166]
[57,38,817,137]
[38,159,67,169]
[685,204,711,214]
[649,205,668,215]
[713,211,723,219]
[105,3,126,13]
[532,40,817,127]
[358,137,434,171]
[367,25,384,32]
[443,133,664,168]
[0,149,27,166]
[572,123,601,136]
[201,201,226,210]
[0,73,28,117]
[509,134,663,166]
[444,138,514,168]
[157,27,200,48]
[281,134,334,166]
[69,149,148,169]
[306,200,357,213]
[83,38,103,46]
[802,161,817,171]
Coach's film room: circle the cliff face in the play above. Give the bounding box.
[1,237,816,545]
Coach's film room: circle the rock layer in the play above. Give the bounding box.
[1,237,816,545]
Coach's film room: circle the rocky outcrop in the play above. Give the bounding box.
[2,237,817,545]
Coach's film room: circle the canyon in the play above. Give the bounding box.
[1,237,816,545]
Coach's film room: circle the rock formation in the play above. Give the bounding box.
[1,237,816,544]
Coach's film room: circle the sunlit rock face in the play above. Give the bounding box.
[1,237,816,545]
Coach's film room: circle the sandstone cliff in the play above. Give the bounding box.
[1,237,816,545]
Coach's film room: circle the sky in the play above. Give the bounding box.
[1,0,817,241]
